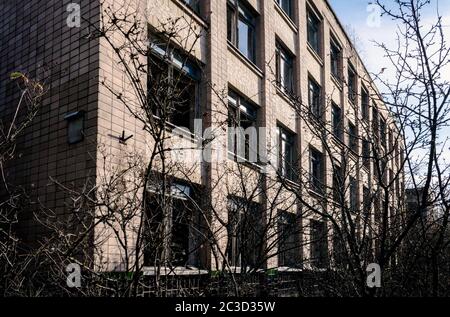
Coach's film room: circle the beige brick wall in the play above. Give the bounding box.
[0,0,405,271]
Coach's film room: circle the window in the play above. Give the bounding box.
[395,175,400,198]
[332,103,343,140]
[388,130,394,152]
[310,148,324,194]
[333,232,346,267]
[227,197,263,268]
[181,0,201,14]
[65,111,85,144]
[277,126,296,181]
[361,87,369,120]
[149,38,201,133]
[308,77,322,118]
[330,39,341,80]
[363,186,371,220]
[348,121,358,153]
[227,0,257,63]
[349,176,358,212]
[144,182,201,267]
[276,41,294,94]
[381,158,388,184]
[277,0,293,19]
[362,139,370,169]
[278,211,300,267]
[307,8,321,55]
[310,220,328,269]
[348,64,357,104]
[380,117,387,147]
[228,91,259,163]
[333,166,343,203]
[372,106,379,137]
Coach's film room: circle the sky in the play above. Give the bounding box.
[328,0,450,174]
[328,0,450,80]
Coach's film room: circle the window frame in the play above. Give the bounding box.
[361,86,370,121]
[363,186,371,220]
[333,165,343,203]
[372,105,379,138]
[308,76,322,119]
[228,91,259,163]
[144,181,201,268]
[275,40,295,95]
[380,117,387,148]
[348,63,357,104]
[277,210,300,268]
[331,102,343,140]
[307,6,322,56]
[310,147,324,194]
[181,0,201,15]
[349,176,358,212]
[227,0,258,64]
[277,125,297,182]
[227,196,263,269]
[310,219,328,269]
[149,37,201,133]
[348,121,358,154]
[330,37,342,81]
[276,0,294,20]
[362,138,371,170]
[65,111,85,145]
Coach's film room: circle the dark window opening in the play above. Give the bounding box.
[181,0,201,15]
[144,182,202,268]
[380,117,387,147]
[350,176,358,212]
[372,106,379,137]
[363,186,371,220]
[332,103,343,140]
[308,77,322,119]
[310,220,328,269]
[333,232,346,268]
[307,8,321,55]
[278,125,297,181]
[278,211,300,267]
[330,39,341,80]
[65,111,85,144]
[348,65,357,104]
[348,121,358,154]
[310,147,324,194]
[277,0,293,19]
[361,87,369,120]
[362,139,371,169]
[227,196,263,269]
[333,166,343,203]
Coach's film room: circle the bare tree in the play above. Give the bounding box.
[0,72,45,296]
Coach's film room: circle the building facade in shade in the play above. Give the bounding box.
[0,0,405,272]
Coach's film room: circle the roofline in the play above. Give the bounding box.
[322,0,402,132]
[323,1,383,100]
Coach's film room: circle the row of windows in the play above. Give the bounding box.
[144,181,331,269]
[145,43,397,198]
[182,0,390,139]
[143,172,402,269]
